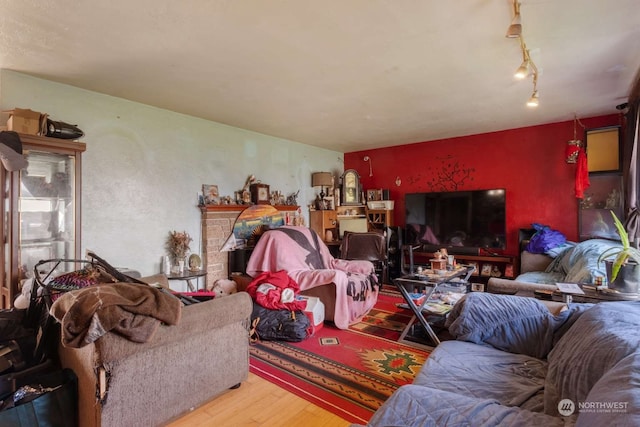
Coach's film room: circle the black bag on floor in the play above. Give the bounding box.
[251,303,311,342]
[0,368,77,427]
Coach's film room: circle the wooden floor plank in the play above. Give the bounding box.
[166,372,352,427]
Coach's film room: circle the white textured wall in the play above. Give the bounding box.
[1,70,343,280]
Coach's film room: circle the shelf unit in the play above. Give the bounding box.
[1,133,86,308]
[407,251,516,285]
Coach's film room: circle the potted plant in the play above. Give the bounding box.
[166,230,193,270]
[597,210,640,293]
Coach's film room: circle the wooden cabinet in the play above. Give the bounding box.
[310,205,395,242]
[1,133,86,308]
[578,173,623,241]
[309,210,338,242]
[366,208,393,229]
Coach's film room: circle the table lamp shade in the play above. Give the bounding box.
[312,172,332,188]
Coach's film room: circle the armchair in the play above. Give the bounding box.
[340,231,388,283]
[246,226,379,329]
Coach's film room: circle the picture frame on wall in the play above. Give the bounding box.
[586,126,621,173]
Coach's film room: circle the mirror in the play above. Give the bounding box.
[341,169,361,205]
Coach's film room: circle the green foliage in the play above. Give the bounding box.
[597,211,640,282]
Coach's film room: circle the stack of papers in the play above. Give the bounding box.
[556,283,585,294]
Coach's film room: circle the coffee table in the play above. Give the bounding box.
[394,265,474,346]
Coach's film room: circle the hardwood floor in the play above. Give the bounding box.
[166,372,353,427]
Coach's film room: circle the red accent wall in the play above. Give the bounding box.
[344,114,621,256]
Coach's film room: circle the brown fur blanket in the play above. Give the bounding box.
[50,282,182,348]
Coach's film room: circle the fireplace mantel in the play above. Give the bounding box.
[199,204,299,213]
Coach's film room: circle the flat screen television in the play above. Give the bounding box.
[405,189,506,252]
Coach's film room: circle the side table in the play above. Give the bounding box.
[394,265,474,347]
[166,269,207,292]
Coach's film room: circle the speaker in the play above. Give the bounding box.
[382,189,390,200]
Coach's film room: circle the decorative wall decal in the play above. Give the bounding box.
[427,160,475,191]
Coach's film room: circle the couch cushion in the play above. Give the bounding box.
[446,293,570,359]
[545,301,640,417]
[366,384,566,427]
[576,351,640,426]
[414,340,547,411]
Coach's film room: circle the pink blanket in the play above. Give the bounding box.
[246,226,379,329]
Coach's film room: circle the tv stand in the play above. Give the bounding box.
[404,248,517,287]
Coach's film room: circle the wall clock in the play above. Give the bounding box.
[250,183,270,204]
[341,169,361,205]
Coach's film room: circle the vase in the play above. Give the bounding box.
[605,260,640,294]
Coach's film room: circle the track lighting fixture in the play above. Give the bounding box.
[526,58,539,107]
[506,0,540,107]
[506,1,522,38]
[514,60,529,79]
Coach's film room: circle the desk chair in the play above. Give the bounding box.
[340,231,388,284]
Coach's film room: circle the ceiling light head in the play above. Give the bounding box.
[506,23,522,38]
[514,60,529,79]
[506,1,522,38]
[527,90,539,107]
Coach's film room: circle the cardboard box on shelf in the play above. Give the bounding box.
[3,108,48,135]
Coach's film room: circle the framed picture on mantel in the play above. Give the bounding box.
[250,183,270,204]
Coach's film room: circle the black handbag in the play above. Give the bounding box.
[251,303,311,342]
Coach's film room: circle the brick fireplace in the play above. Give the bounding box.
[200,205,301,290]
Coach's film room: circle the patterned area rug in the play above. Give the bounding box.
[249,291,430,424]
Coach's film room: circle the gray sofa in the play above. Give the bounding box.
[57,279,253,427]
[488,239,621,296]
[363,293,640,426]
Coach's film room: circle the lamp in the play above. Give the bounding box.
[506,1,522,38]
[312,172,333,200]
[566,114,585,163]
[506,0,541,107]
[514,59,529,79]
[363,155,373,177]
[526,90,539,107]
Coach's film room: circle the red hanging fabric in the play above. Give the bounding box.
[575,148,590,198]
